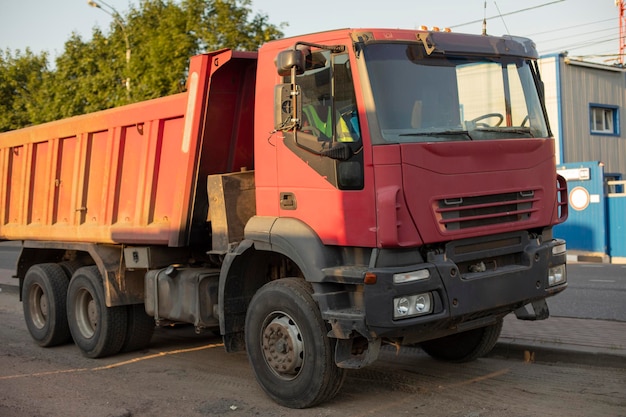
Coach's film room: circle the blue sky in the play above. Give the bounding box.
[0,0,621,64]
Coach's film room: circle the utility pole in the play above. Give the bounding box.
[87,0,132,94]
[617,0,625,65]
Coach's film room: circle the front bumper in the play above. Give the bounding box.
[362,231,567,342]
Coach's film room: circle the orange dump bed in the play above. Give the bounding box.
[0,50,257,247]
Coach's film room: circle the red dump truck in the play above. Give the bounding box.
[0,28,568,408]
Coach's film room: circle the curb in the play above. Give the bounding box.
[491,339,626,370]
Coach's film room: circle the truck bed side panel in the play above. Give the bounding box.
[0,50,257,247]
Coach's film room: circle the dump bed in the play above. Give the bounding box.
[0,49,257,247]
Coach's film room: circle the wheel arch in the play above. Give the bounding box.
[219,216,339,352]
[17,241,142,306]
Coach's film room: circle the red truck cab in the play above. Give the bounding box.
[229,28,567,404]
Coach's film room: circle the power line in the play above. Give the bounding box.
[450,0,566,28]
[525,18,615,37]
[541,36,620,54]
[535,26,618,45]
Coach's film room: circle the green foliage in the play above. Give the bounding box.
[0,48,49,130]
[0,0,285,132]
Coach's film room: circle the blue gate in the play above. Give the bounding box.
[555,162,607,257]
[607,179,626,261]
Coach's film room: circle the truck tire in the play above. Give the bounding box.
[245,278,345,408]
[58,260,85,279]
[22,263,72,347]
[420,318,503,363]
[120,304,154,353]
[67,266,128,358]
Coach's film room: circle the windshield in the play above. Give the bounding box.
[362,43,549,143]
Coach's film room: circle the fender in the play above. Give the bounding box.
[245,216,342,282]
[218,216,344,352]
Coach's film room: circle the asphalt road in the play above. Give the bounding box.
[1,287,624,417]
[547,262,626,321]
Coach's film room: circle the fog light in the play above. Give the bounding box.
[396,298,410,316]
[415,295,428,313]
[548,264,566,286]
[393,292,433,319]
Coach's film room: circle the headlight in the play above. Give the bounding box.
[552,243,567,255]
[393,292,433,319]
[393,269,430,284]
[548,264,566,286]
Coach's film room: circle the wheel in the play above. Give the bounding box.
[120,304,154,353]
[58,260,85,278]
[245,278,345,408]
[22,263,72,347]
[420,318,503,363]
[67,266,128,358]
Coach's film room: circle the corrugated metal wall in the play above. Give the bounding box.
[557,58,626,174]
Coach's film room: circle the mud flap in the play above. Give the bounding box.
[335,337,382,369]
[514,299,550,321]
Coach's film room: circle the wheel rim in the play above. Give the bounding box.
[260,312,304,380]
[28,283,48,329]
[74,287,98,339]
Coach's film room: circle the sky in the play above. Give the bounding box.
[0,0,622,65]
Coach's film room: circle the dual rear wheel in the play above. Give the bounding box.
[22,263,154,358]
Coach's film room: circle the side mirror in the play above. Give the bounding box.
[275,46,311,76]
[276,49,304,76]
[274,83,301,131]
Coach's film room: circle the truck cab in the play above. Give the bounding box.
[225,28,567,405]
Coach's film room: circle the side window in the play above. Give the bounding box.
[293,51,360,146]
[590,104,620,136]
[282,50,363,190]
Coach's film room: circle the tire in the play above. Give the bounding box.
[245,278,345,409]
[67,266,128,358]
[22,263,72,347]
[120,304,154,353]
[420,318,504,363]
[58,260,85,279]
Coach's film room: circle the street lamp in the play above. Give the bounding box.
[87,0,131,93]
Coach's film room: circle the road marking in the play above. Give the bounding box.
[0,342,223,380]
[589,279,615,283]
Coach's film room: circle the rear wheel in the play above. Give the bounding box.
[420,318,503,363]
[121,304,154,353]
[22,263,72,347]
[67,266,127,358]
[245,278,345,409]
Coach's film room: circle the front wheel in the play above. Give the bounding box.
[245,278,345,408]
[420,318,503,363]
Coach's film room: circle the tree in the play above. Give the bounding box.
[42,30,123,121]
[0,0,285,131]
[0,49,49,131]
[193,0,286,51]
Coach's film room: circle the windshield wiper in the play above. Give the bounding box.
[474,127,533,136]
[399,130,473,140]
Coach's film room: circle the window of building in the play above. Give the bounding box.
[590,104,619,136]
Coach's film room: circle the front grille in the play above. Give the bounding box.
[435,190,538,231]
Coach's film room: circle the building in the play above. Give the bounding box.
[540,54,626,262]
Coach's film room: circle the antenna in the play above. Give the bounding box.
[482,0,487,35]
[494,2,511,35]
